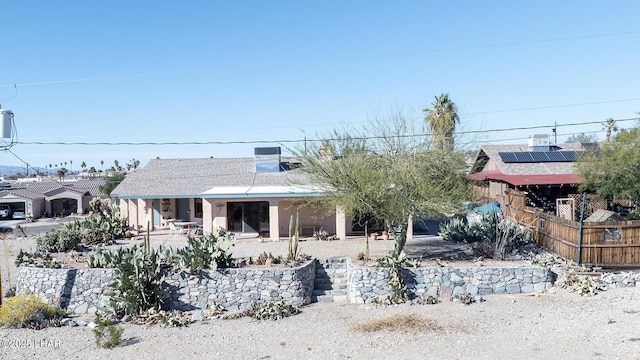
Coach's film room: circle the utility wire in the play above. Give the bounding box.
[13,117,639,146]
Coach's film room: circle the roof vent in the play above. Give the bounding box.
[254,147,281,173]
[528,134,550,152]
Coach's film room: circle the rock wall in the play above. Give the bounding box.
[15,260,316,314]
[347,259,555,303]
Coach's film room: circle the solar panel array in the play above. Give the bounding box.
[498,151,578,163]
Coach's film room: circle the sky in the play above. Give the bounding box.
[1,1,640,172]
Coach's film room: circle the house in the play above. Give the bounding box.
[111,147,354,241]
[467,134,591,219]
[0,177,106,219]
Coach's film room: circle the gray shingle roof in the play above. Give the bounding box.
[471,143,584,176]
[112,157,311,198]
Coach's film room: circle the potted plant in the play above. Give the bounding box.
[370,232,378,241]
[381,230,390,240]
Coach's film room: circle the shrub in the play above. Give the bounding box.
[251,301,299,321]
[440,213,533,259]
[93,314,124,349]
[0,294,59,328]
[15,249,63,268]
[35,228,82,252]
[255,252,282,265]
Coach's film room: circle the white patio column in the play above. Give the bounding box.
[212,201,227,233]
[407,215,413,240]
[336,205,347,240]
[269,200,280,241]
[203,199,214,234]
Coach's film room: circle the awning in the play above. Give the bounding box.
[467,171,583,186]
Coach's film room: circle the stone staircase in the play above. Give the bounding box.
[312,258,348,303]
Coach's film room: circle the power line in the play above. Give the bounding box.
[13,117,639,147]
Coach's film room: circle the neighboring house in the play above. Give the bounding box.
[112,147,353,241]
[467,135,589,219]
[0,178,106,219]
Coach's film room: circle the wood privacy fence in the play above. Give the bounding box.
[478,190,640,267]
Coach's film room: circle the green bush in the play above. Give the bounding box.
[0,294,60,328]
[15,249,64,268]
[251,300,299,321]
[35,228,82,252]
[93,314,124,349]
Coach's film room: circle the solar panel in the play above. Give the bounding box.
[499,152,519,163]
[519,152,536,162]
[530,152,550,162]
[548,152,566,161]
[499,151,580,163]
[560,151,576,161]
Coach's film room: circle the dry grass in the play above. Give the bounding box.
[351,313,439,333]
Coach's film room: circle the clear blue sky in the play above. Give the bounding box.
[1,1,640,171]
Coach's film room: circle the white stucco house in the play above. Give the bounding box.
[111,147,354,241]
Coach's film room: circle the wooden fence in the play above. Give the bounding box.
[485,190,640,267]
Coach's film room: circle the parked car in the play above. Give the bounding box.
[12,211,26,219]
[0,205,12,219]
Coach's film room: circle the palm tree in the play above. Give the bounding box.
[100,160,104,172]
[48,163,52,175]
[81,161,86,174]
[602,118,618,142]
[69,160,73,174]
[57,168,67,181]
[423,93,460,151]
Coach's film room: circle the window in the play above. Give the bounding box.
[194,198,203,218]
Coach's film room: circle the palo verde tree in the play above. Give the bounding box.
[576,121,640,207]
[296,113,469,260]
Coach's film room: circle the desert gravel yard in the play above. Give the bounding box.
[0,219,639,359]
[0,286,639,360]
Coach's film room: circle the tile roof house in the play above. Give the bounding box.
[0,178,106,219]
[112,147,349,240]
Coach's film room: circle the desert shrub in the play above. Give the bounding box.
[251,301,299,321]
[63,197,129,246]
[0,294,59,328]
[15,249,63,268]
[35,228,82,252]
[256,252,282,265]
[93,314,124,349]
[441,214,533,259]
[438,217,468,242]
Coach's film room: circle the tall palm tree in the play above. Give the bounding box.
[602,118,618,142]
[100,160,104,172]
[81,161,86,173]
[423,93,460,151]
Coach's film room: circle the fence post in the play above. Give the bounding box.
[577,192,587,265]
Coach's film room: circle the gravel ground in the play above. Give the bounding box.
[0,220,639,359]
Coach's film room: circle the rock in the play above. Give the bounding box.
[107,314,120,324]
[121,315,132,323]
[75,319,89,327]
[60,318,73,326]
[474,296,484,303]
[87,321,98,329]
[192,310,203,321]
[68,320,78,327]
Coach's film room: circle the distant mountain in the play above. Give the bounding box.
[0,165,48,176]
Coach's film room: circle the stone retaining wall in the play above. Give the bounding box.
[347,259,555,303]
[15,260,316,314]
